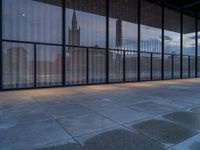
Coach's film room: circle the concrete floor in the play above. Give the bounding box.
[1,79,200,150]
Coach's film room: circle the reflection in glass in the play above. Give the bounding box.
[140,0,162,80]
[65,0,106,48]
[36,45,62,87]
[109,0,138,50]
[164,8,181,79]
[109,0,138,81]
[109,50,124,82]
[183,15,196,77]
[125,51,138,81]
[65,47,87,85]
[2,42,34,89]
[2,0,62,44]
[152,54,162,80]
[198,19,200,77]
[140,52,151,80]
[89,49,106,84]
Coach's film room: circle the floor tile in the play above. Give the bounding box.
[172,134,200,150]
[163,111,200,130]
[129,102,175,115]
[132,119,197,145]
[44,103,91,119]
[77,127,165,150]
[58,112,117,137]
[0,109,50,129]
[0,120,72,150]
[99,107,152,124]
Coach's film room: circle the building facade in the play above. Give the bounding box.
[0,0,200,90]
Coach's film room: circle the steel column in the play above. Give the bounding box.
[62,0,66,86]
[180,11,183,78]
[188,56,190,78]
[172,54,174,78]
[137,0,141,82]
[34,44,37,88]
[151,53,153,80]
[0,0,2,90]
[106,0,109,83]
[86,48,89,84]
[161,1,164,80]
[195,17,198,78]
[123,50,126,82]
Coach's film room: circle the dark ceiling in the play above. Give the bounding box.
[164,0,200,16]
[35,0,200,33]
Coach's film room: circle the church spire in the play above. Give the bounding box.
[72,9,78,28]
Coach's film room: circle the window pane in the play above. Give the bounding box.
[65,47,87,85]
[109,50,124,82]
[36,45,62,87]
[183,15,196,77]
[2,42,34,89]
[125,51,138,81]
[89,48,106,84]
[198,19,200,77]
[109,0,138,82]
[109,0,138,50]
[65,0,106,48]
[2,0,62,44]
[140,0,162,80]
[164,8,181,79]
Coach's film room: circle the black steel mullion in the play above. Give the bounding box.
[62,0,66,86]
[106,0,109,84]
[188,56,190,78]
[195,17,198,78]
[0,0,2,90]
[137,0,140,82]
[172,54,174,79]
[180,11,183,78]
[86,48,89,84]
[123,51,126,82]
[151,53,153,80]
[161,1,164,80]
[34,44,37,88]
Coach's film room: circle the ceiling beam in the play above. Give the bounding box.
[183,1,200,8]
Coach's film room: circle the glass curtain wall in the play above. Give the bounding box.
[1,0,200,90]
[164,8,181,79]
[2,0,62,89]
[109,0,138,82]
[140,0,162,80]
[198,19,200,77]
[183,15,196,78]
[65,0,107,85]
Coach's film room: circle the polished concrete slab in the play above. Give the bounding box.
[98,107,152,124]
[1,78,200,150]
[132,119,197,145]
[82,129,165,150]
[43,103,92,119]
[0,120,72,150]
[57,112,118,137]
[129,102,175,115]
[35,143,85,150]
[172,134,200,150]
[163,111,200,130]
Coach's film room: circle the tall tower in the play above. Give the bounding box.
[116,19,122,48]
[69,10,80,46]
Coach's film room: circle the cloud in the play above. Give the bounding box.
[189,34,200,39]
[164,36,172,41]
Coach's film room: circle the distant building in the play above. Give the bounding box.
[68,10,80,46]
[116,19,122,48]
[3,47,29,87]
